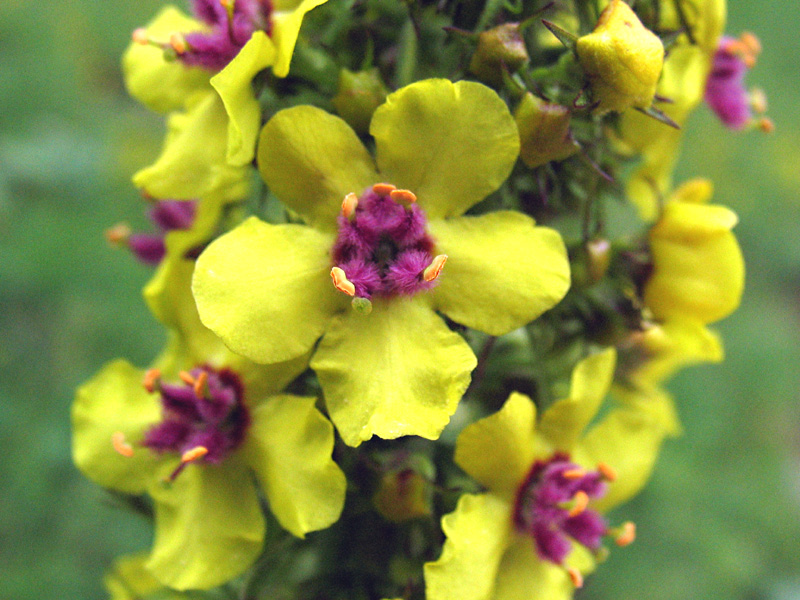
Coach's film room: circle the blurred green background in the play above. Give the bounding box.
[1,1,797,598]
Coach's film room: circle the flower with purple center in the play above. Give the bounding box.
[425,349,678,600]
[109,199,197,266]
[123,0,330,184]
[72,238,346,590]
[512,455,608,565]
[704,33,772,131]
[180,0,273,72]
[192,78,572,447]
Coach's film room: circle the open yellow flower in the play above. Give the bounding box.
[193,79,571,446]
[425,349,678,600]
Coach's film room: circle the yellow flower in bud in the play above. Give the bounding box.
[373,468,432,523]
[514,93,579,168]
[332,68,389,134]
[644,178,744,325]
[576,0,664,113]
[468,23,529,87]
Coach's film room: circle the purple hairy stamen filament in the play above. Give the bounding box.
[143,366,249,475]
[181,0,273,72]
[331,187,437,299]
[513,454,608,565]
[129,200,197,265]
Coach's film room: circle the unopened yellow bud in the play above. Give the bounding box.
[373,469,431,523]
[576,0,664,113]
[514,93,579,168]
[468,23,529,87]
[332,68,389,134]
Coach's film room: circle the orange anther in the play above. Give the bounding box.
[372,183,397,195]
[742,53,756,68]
[562,468,586,480]
[104,223,131,246]
[132,28,149,45]
[342,193,359,219]
[568,490,589,517]
[423,254,448,282]
[597,462,617,482]
[740,31,761,55]
[567,567,584,589]
[179,370,196,386]
[757,116,774,134]
[193,371,209,398]
[181,446,209,464]
[143,368,161,393]
[111,431,134,457]
[169,32,187,54]
[389,189,417,206]
[615,521,636,547]
[331,267,356,296]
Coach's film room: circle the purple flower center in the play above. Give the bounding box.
[704,35,761,130]
[128,200,197,265]
[179,0,273,72]
[143,366,249,478]
[512,453,608,565]
[331,185,439,300]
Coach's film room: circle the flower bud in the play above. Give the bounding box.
[468,23,529,87]
[514,93,579,168]
[576,0,663,113]
[373,466,433,523]
[332,68,389,134]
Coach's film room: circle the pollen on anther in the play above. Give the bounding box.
[193,371,209,398]
[112,431,134,457]
[169,32,187,55]
[143,368,161,393]
[331,267,356,296]
[132,28,149,45]
[342,193,359,219]
[423,254,448,282]
[105,223,131,246]
[615,521,636,547]
[568,490,590,517]
[567,567,584,589]
[372,183,397,196]
[757,116,775,134]
[181,445,209,464]
[562,468,586,480]
[390,189,417,206]
[179,370,196,386]
[597,462,617,482]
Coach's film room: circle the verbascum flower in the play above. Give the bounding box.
[576,0,664,114]
[424,349,678,600]
[104,553,182,600]
[125,0,327,173]
[73,232,346,590]
[192,79,571,446]
[705,33,771,132]
[617,0,726,220]
[631,178,743,386]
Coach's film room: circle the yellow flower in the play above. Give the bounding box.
[576,0,664,113]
